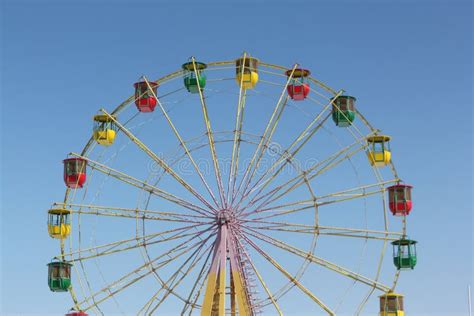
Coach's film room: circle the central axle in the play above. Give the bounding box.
[216,209,235,225]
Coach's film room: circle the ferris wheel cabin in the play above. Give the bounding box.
[387,184,413,216]
[182,61,207,93]
[93,114,117,146]
[48,208,71,239]
[65,311,88,316]
[134,81,158,112]
[367,135,391,167]
[332,95,356,127]
[379,292,404,316]
[286,68,311,101]
[47,260,72,292]
[63,158,87,188]
[236,56,259,89]
[392,238,417,270]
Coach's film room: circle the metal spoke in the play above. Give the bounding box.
[244,135,370,214]
[101,109,217,213]
[64,225,210,262]
[227,52,248,207]
[142,76,221,209]
[54,202,212,225]
[314,179,399,205]
[70,153,212,216]
[243,179,399,219]
[243,220,402,241]
[191,57,227,209]
[237,90,343,210]
[78,248,187,311]
[237,142,360,215]
[243,226,391,293]
[148,243,213,314]
[180,242,215,315]
[241,233,335,315]
[186,266,210,315]
[256,229,398,241]
[254,198,315,212]
[243,203,315,220]
[77,227,214,311]
[67,208,208,224]
[139,236,214,314]
[54,202,211,220]
[236,112,330,212]
[317,190,384,207]
[232,64,299,206]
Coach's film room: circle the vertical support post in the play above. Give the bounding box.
[469,284,472,316]
[201,222,228,316]
[228,237,250,316]
[201,232,222,316]
[230,270,236,316]
[218,225,227,316]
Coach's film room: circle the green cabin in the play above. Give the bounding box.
[48,260,72,292]
[332,95,356,127]
[182,61,207,93]
[392,238,417,270]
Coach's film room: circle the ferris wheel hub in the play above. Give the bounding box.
[216,209,235,225]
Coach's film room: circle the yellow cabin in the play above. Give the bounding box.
[236,56,259,89]
[48,208,71,239]
[379,292,404,316]
[367,135,391,167]
[93,114,117,146]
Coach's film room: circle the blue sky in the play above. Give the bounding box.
[1,0,472,315]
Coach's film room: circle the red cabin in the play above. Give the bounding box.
[134,81,158,112]
[286,69,311,101]
[63,158,87,189]
[387,184,413,216]
[65,311,88,316]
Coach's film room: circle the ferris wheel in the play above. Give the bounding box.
[47,53,417,316]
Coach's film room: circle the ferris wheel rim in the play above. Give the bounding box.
[57,55,407,315]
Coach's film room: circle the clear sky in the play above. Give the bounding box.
[1,0,472,315]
